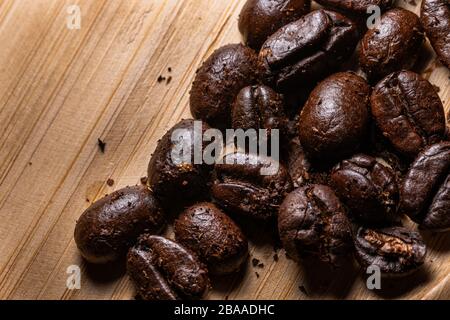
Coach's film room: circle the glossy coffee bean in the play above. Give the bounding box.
[359,8,424,80]
[232,85,288,139]
[190,44,259,129]
[147,119,211,209]
[259,9,359,92]
[74,185,165,264]
[211,152,292,220]
[371,71,446,157]
[400,142,450,231]
[314,0,392,14]
[331,154,398,225]
[174,202,248,275]
[278,185,353,266]
[127,235,209,300]
[355,226,426,276]
[238,0,311,51]
[298,72,371,165]
[421,0,450,69]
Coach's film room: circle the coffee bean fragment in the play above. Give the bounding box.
[354,226,426,276]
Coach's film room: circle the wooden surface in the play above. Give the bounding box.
[0,0,449,300]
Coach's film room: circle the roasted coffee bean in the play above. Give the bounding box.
[331,154,398,225]
[354,226,426,275]
[371,71,446,157]
[258,9,359,92]
[211,152,292,220]
[190,44,259,129]
[278,184,353,266]
[359,8,424,80]
[314,0,392,14]
[400,142,450,231]
[238,0,311,51]
[147,119,211,209]
[74,185,165,264]
[298,72,371,165]
[174,202,248,275]
[232,85,289,140]
[421,0,450,69]
[127,235,209,300]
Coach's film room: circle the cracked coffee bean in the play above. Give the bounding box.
[232,85,289,141]
[298,72,371,165]
[371,71,446,157]
[174,202,248,275]
[239,0,311,51]
[190,44,259,129]
[331,154,399,225]
[421,0,450,69]
[359,8,424,81]
[147,119,212,209]
[74,185,165,264]
[127,235,209,300]
[278,184,353,266]
[314,0,392,15]
[211,152,292,220]
[355,226,426,276]
[400,142,450,231]
[258,9,359,92]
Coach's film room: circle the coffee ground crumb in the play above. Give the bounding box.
[433,85,440,93]
[224,295,229,300]
[258,263,264,268]
[166,76,172,84]
[86,198,90,202]
[299,285,308,295]
[168,67,172,72]
[255,272,260,278]
[157,75,166,83]
[252,258,260,267]
[28,162,32,166]
[97,138,106,153]
[140,176,148,185]
[106,178,114,186]
[273,253,279,262]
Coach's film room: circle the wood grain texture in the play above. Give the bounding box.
[0,0,448,300]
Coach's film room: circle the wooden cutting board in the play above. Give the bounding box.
[0,0,448,300]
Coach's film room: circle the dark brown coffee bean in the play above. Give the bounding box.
[238,0,311,51]
[211,152,292,220]
[400,142,450,231]
[74,185,165,264]
[190,44,259,129]
[371,71,446,157]
[314,0,392,14]
[278,185,353,266]
[127,235,209,300]
[421,0,450,69]
[147,119,211,209]
[331,154,398,225]
[259,9,359,92]
[232,85,288,139]
[298,72,371,165]
[174,202,248,275]
[354,226,426,275]
[359,8,424,80]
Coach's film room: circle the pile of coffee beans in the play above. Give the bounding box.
[74,0,449,300]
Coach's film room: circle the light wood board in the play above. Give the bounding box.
[0,0,449,300]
